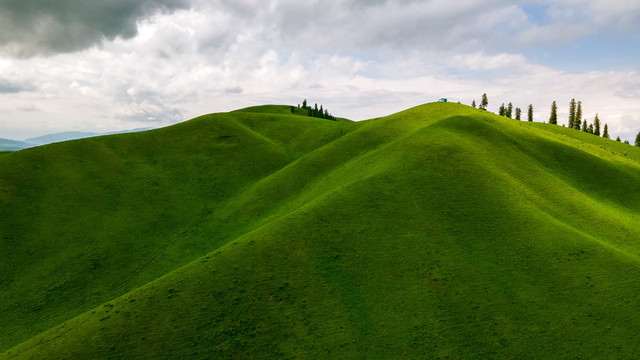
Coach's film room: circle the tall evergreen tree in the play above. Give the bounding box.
[588,123,594,134]
[636,131,640,147]
[568,98,576,129]
[582,120,588,132]
[549,101,558,124]
[617,136,622,142]
[575,101,582,129]
[594,114,601,136]
[603,123,610,139]
[515,107,522,120]
[471,100,476,108]
[481,93,488,110]
[527,104,533,122]
[300,100,337,120]
[499,103,506,116]
[506,103,513,118]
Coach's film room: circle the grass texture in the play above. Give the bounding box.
[2,103,640,359]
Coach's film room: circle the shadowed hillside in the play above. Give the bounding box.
[2,103,640,359]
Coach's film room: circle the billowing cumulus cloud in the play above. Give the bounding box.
[1,0,640,141]
[188,0,640,58]
[0,0,191,57]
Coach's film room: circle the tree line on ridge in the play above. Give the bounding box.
[294,99,337,121]
[472,93,640,145]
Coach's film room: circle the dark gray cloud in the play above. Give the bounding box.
[0,0,191,57]
[0,78,35,93]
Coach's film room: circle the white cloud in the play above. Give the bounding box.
[1,0,640,141]
[451,53,535,72]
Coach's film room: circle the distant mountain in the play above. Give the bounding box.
[24,128,152,146]
[0,138,35,151]
[23,131,100,145]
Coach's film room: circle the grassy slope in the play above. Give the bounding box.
[3,103,640,358]
[0,106,357,352]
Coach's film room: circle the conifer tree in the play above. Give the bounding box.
[582,120,588,132]
[299,99,337,120]
[515,107,522,120]
[636,131,640,147]
[588,124,594,134]
[472,100,476,108]
[499,103,506,116]
[481,93,488,110]
[568,98,576,129]
[594,114,601,136]
[549,101,558,124]
[528,104,533,122]
[575,101,582,129]
[617,136,622,142]
[506,103,513,118]
[603,124,610,139]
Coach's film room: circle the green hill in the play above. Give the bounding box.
[2,103,640,359]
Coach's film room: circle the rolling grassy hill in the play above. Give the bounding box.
[2,103,640,359]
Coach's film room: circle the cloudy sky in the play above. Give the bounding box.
[1,0,640,141]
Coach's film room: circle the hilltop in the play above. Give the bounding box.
[2,103,640,359]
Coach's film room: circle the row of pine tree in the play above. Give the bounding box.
[471,94,634,143]
[548,99,610,139]
[472,94,534,122]
[295,99,337,121]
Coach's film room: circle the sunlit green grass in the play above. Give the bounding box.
[2,103,640,359]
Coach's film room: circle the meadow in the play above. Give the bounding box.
[2,102,640,359]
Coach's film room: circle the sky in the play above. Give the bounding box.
[1,0,640,141]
